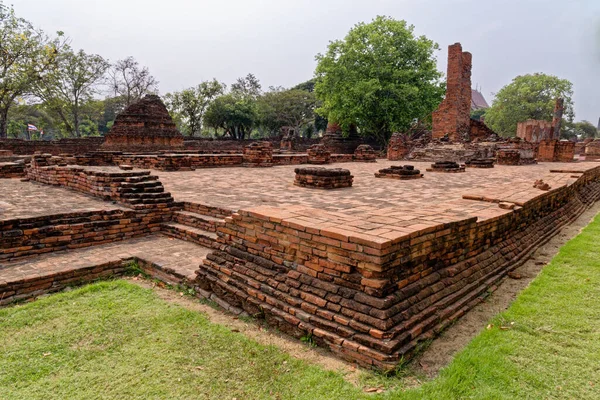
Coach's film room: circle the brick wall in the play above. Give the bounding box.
[0,137,104,155]
[516,120,553,142]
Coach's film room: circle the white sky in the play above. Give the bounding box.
[11,0,600,125]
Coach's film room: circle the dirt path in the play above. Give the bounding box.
[131,202,600,386]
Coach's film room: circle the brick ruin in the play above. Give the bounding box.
[516,120,553,142]
[321,122,364,154]
[374,165,423,180]
[387,133,409,161]
[465,158,494,168]
[585,140,600,160]
[432,43,472,141]
[242,142,274,167]
[307,144,331,164]
[101,95,184,152]
[427,161,466,173]
[353,145,377,162]
[294,167,353,189]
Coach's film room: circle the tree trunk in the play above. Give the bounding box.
[0,107,8,138]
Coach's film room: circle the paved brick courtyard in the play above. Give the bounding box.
[156,160,599,243]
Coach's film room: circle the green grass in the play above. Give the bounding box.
[1,215,600,399]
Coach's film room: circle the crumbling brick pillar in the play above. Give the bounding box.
[387,133,408,161]
[432,43,472,141]
[552,98,564,140]
[242,141,273,167]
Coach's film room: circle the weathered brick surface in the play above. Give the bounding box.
[26,155,175,209]
[426,161,466,173]
[101,95,183,152]
[242,142,273,167]
[432,43,472,141]
[585,140,600,160]
[353,145,377,162]
[307,144,331,164]
[294,167,353,189]
[0,137,104,155]
[516,120,553,142]
[0,162,25,178]
[375,165,423,180]
[387,133,409,161]
[194,165,600,370]
[538,140,575,163]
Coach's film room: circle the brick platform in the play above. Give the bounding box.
[194,163,600,370]
[294,167,353,189]
[374,165,423,180]
[0,235,210,306]
[426,161,466,173]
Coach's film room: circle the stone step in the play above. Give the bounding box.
[173,211,223,232]
[160,222,218,248]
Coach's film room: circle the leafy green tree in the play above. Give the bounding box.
[35,48,109,137]
[6,102,56,139]
[164,79,225,136]
[470,108,487,121]
[108,56,158,109]
[0,3,64,137]
[203,94,258,139]
[314,16,444,146]
[257,89,317,137]
[484,73,574,137]
[563,120,598,140]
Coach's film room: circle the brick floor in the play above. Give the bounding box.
[0,179,127,221]
[156,161,600,243]
[0,234,208,284]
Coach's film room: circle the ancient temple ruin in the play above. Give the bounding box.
[432,43,472,141]
[101,95,184,152]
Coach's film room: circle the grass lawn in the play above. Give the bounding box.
[1,215,600,399]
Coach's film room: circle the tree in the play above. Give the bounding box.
[108,56,158,109]
[164,79,225,136]
[563,120,598,140]
[0,3,64,137]
[314,16,444,146]
[484,73,574,137]
[35,48,109,137]
[470,108,487,121]
[257,89,317,137]
[203,94,258,139]
[231,73,261,99]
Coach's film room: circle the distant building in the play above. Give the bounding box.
[471,89,489,111]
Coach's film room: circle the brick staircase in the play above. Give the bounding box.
[161,207,223,248]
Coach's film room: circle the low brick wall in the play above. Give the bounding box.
[0,137,104,155]
[0,162,26,178]
[0,209,168,262]
[195,166,600,370]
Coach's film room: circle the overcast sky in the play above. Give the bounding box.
[11,0,600,124]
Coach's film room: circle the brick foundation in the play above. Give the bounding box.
[194,166,600,371]
[426,161,466,173]
[307,144,331,164]
[353,145,377,162]
[387,133,409,161]
[0,162,26,178]
[294,167,353,189]
[374,165,423,180]
[243,142,273,167]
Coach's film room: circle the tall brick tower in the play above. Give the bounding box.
[432,43,472,141]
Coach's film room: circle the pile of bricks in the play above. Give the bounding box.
[195,166,600,371]
[426,161,466,173]
[496,150,521,165]
[0,161,25,178]
[242,142,273,167]
[387,133,409,161]
[353,145,377,162]
[465,158,494,168]
[294,167,353,189]
[374,165,423,180]
[307,144,331,164]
